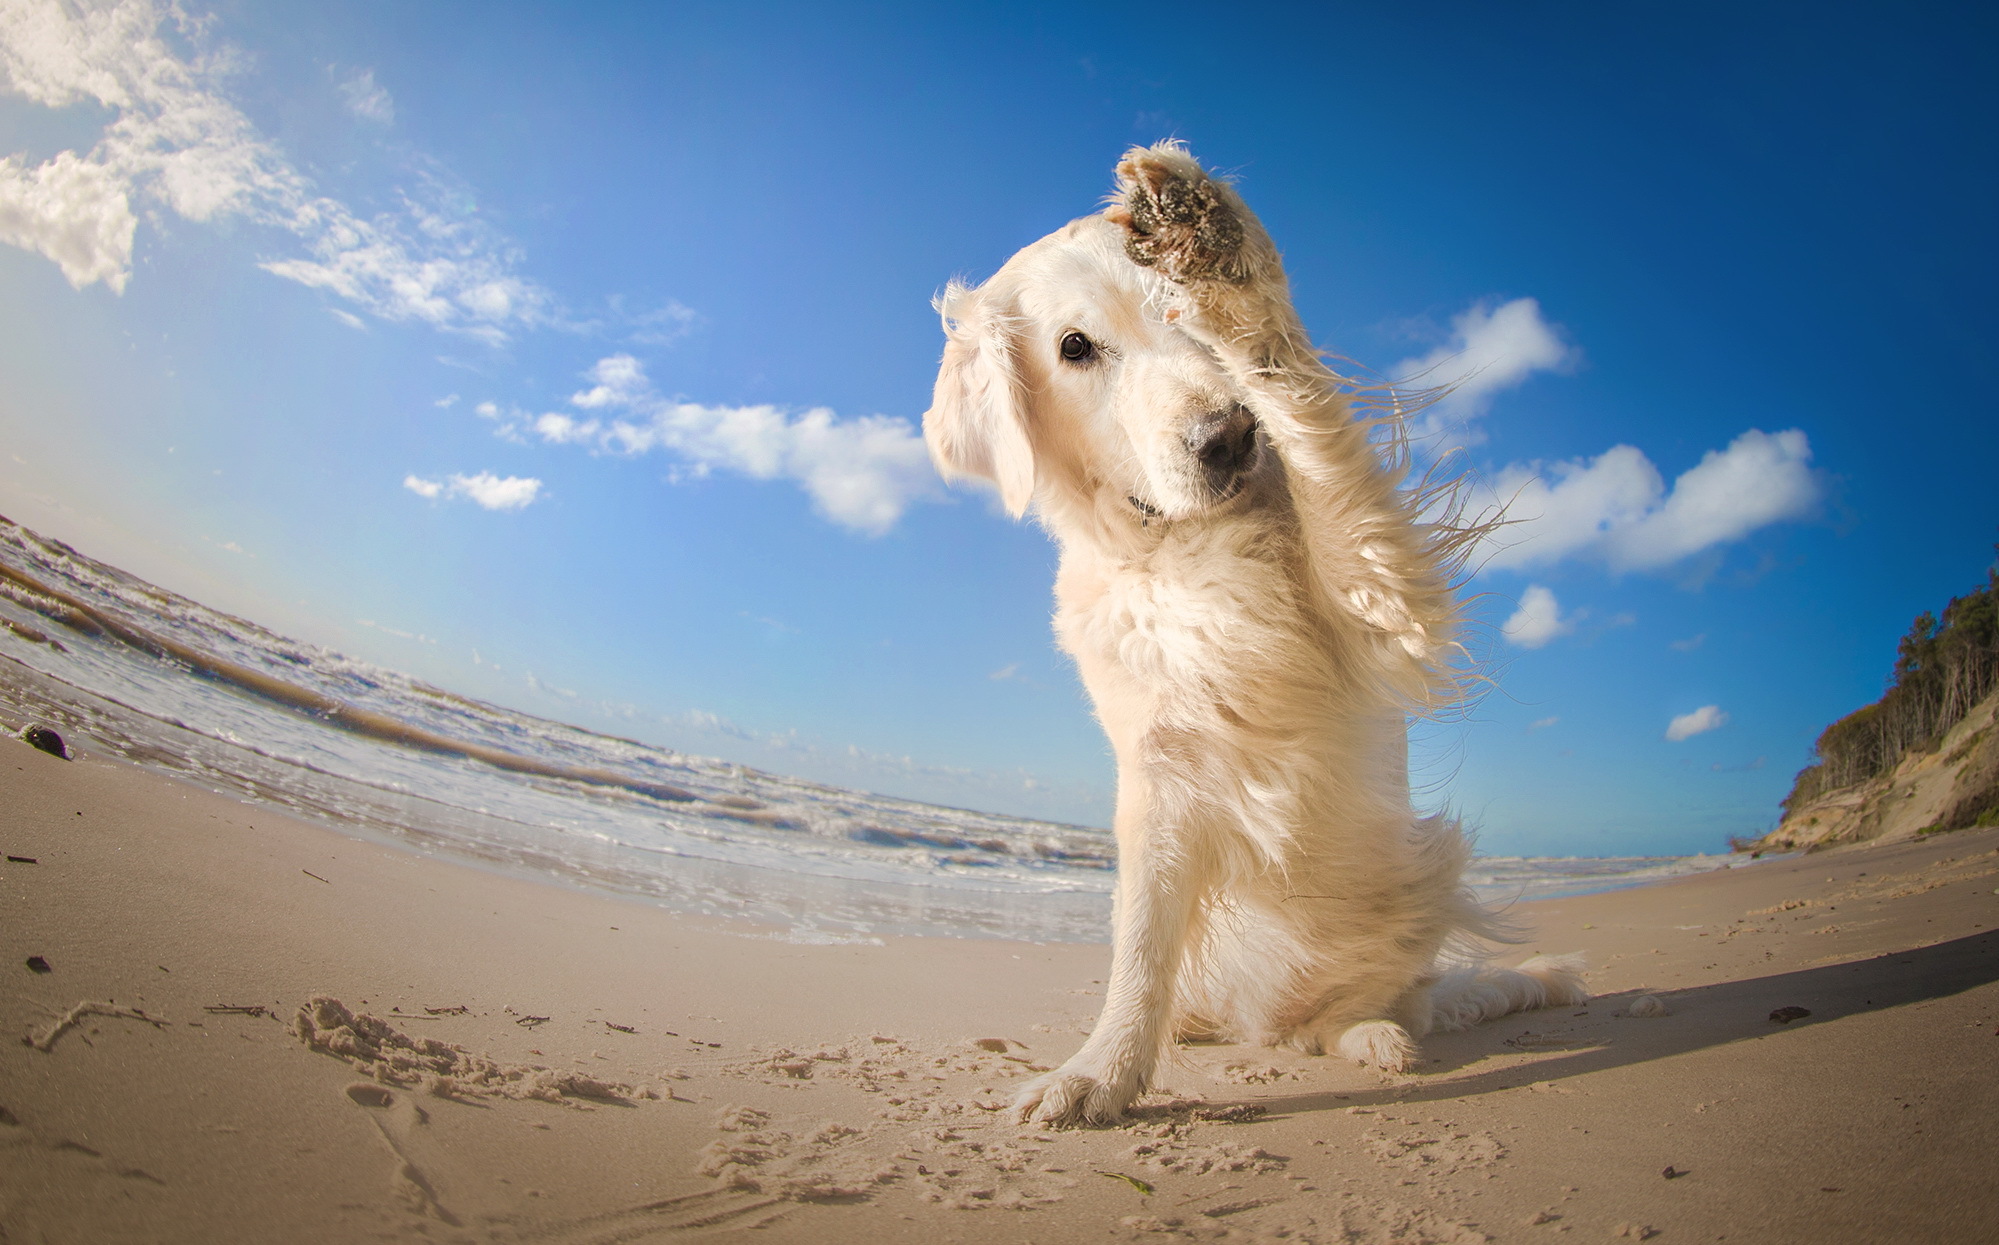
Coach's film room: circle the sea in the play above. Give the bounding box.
[0,517,1749,944]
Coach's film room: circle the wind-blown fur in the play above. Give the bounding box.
[924,144,1585,1127]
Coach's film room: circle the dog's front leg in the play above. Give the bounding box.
[1106,143,1318,395]
[1015,784,1204,1127]
[1111,144,1461,693]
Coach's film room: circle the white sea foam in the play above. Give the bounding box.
[0,519,1742,940]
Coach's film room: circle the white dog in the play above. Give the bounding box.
[923,144,1585,1127]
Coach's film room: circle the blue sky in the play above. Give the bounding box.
[1,1,1994,854]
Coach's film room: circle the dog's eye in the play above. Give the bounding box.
[1059,331,1096,363]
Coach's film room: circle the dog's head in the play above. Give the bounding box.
[925,217,1264,526]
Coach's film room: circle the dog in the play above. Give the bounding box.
[923,143,1585,1127]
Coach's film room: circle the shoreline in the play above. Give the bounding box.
[0,645,1755,944]
[3,732,1997,1242]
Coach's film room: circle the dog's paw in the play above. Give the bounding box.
[1334,1019,1418,1073]
[1012,1058,1144,1128]
[1108,144,1251,285]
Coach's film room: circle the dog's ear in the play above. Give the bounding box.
[924,280,1035,518]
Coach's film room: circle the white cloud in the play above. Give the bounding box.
[1500,584,1573,649]
[1485,429,1820,573]
[0,149,138,290]
[0,0,552,339]
[450,472,541,510]
[1665,704,1728,741]
[1394,298,1576,447]
[403,471,541,510]
[337,68,393,124]
[522,354,939,535]
[569,353,648,409]
[1527,716,1559,732]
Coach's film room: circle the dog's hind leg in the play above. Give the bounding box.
[1423,954,1590,1032]
[1332,1019,1419,1073]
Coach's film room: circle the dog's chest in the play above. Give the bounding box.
[1054,532,1303,699]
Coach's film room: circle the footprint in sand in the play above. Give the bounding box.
[524,1188,791,1242]
[344,1081,461,1226]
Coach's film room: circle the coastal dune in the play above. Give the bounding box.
[3,718,1996,1242]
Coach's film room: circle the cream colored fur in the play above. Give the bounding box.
[924,143,1585,1127]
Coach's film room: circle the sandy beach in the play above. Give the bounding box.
[3,726,1996,1244]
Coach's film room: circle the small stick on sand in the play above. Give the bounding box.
[28,1002,170,1052]
[301,869,330,884]
[516,1014,551,1029]
[203,1004,270,1017]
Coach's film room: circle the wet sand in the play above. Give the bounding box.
[2,728,1996,1243]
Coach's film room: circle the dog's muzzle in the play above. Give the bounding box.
[1186,404,1259,497]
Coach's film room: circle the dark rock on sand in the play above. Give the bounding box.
[18,724,67,759]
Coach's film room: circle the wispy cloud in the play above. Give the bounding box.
[336,68,394,124]
[1500,584,1573,649]
[1527,715,1560,732]
[618,297,699,346]
[0,0,552,339]
[1711,755,1766,772]
[356,618,435,644]
[1483,429,1820,573]
[521,354,939,535]
[1669,633,1706,653]
[1666,704,1728,741]
[1394,298,1577,448]
[403,471,542,511]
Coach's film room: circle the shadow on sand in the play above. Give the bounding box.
[1246,929,1999,1117]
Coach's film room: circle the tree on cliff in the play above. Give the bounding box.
[1784,546,1999,816]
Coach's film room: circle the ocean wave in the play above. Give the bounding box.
[0,515,1740,941]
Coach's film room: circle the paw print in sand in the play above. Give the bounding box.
[1109,144,1250,284]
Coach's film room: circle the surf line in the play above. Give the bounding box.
[0,558,698,805]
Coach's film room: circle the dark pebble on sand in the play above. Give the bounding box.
[1662,1165,1686,1179]
[18,725,68,759]
[1769,1006,1812,1024]
[25,956,51,974]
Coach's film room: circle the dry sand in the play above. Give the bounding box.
[2,734,1996,1243]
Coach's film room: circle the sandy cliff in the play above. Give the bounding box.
[1756,687,1999,851]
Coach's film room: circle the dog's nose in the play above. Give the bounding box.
[1186,404,1258,494]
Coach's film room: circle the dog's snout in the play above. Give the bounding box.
[1187,404,1258,494]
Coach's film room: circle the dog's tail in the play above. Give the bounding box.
[1424,953,1589,1033]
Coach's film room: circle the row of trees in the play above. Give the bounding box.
[1783,554,1999,816]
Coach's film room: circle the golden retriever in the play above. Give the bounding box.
[924,143,1584,1126]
